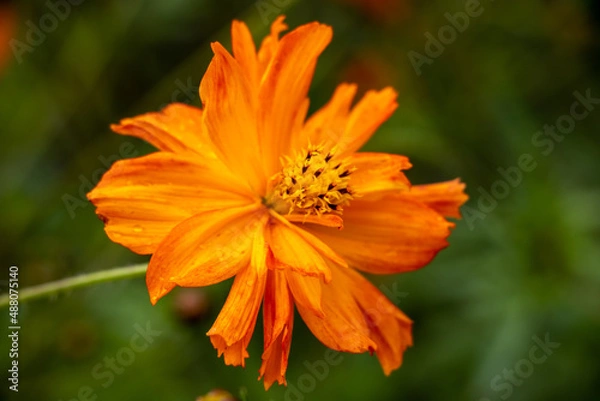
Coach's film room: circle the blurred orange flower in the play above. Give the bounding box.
[335,0,412,24]
[339,49,399,98]
[88,16,467,389]
[0,3,16,72]
[196,389,237,401]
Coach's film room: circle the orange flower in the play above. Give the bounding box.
[88,16,468,389]
[0,3,16,73]
[334,0,412,24]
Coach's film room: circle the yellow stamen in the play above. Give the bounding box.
[267,146,355,216]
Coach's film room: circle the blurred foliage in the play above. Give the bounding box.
[1,0,599,400]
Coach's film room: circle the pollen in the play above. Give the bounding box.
[269,146,356,216]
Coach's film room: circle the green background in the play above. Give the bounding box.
[1,0,599,400]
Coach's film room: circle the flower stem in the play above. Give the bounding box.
[0,263,147,308]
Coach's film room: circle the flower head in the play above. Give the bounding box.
[0,3,16,72]
[88,16,468,389]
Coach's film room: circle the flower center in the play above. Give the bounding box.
[267,146,355,216]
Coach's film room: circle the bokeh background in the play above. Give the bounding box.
[1,0,599,400]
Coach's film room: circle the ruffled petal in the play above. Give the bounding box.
[207,225,269,367]
[306,194,454,274]
[349,152,412,199]
[259,270,294,389]
[301,83,357,151]
[338,267,413,375]
[258,21,332,176]
[146,205,265,304]
[297,265,412,371]
[339,87,398,156]
[110,103,215,157]
[301,85,397,156]
[296,265,376,353]
[200,42,265,195]
[87,152,255,255]
[404,179,468,219]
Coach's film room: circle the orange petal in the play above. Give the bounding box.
[110,103,214,157]
[146,205,265,305]
[200,42,265,195]
[259,270,294,389]
[339,87,398,156]
[296,266,376,353]
[170,213,269,288]
[285,270,324,318]
[349,152,412,199]
[270,211,348,272]
[258,21,332,176]
[337,267,413,375]
[404,179,468,219]
[268,219,332,281]
[210,333,252,368]
[306,194,453,275]
[301,83,357,151]
[207,227,269,367]
[87,152,255,255]
[257,15,288,76]
[259,327,292,389]
[289,97,311,153]
[285,213,344,229]
[301,85,397,156]
[231,20,258,89]
[262,270,292,349]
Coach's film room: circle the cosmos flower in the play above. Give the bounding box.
[88,16,467,389]
[334,0,412,24]
[0,2,16,73]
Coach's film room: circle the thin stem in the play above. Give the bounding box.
[1,263,147,308]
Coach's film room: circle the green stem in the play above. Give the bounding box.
[1,263,147,308]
